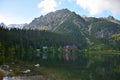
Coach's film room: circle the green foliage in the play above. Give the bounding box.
[109,33,120,50]
[115,65,120,73]
[0,56,5,65]
[12,68,21,75]
[111,33,120,42]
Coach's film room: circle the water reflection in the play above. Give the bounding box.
[3,76,8,80]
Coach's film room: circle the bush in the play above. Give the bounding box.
[13,68,21,75]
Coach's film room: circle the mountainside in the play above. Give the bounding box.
[24,9,89,48]
[24,9,120,50]
[90,21,120,38]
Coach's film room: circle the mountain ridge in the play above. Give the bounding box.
[24,9,120,30]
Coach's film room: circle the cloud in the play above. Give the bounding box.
[76,0,120,15]
[38,0,57,14]
[68,0,74,2]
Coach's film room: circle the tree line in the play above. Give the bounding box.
[0,27,86,64]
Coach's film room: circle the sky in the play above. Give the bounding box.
[1,0,120,25]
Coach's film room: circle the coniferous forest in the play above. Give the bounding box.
[0,26,120,80]
[0,27,73,63]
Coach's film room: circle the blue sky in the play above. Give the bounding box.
[0,0,120,25]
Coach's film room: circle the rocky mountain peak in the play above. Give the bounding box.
[107,16,115,20]
[55,8,71,14]
[107,16,120,25]
[24,8,73,30]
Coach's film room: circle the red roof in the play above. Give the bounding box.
[64,45,77,49]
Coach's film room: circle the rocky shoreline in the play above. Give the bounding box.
[3,75,52,80]
[0,63,53,80]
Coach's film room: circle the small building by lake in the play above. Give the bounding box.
[63,45,78,61]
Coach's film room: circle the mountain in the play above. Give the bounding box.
[24,9,72,30]
[0,23,27,29]
[24,9,120,37]
[24,9,89,48]
[24,9,120,50]
[8,23,27,29]
[24,9,87,32]
[0,23,7,28]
